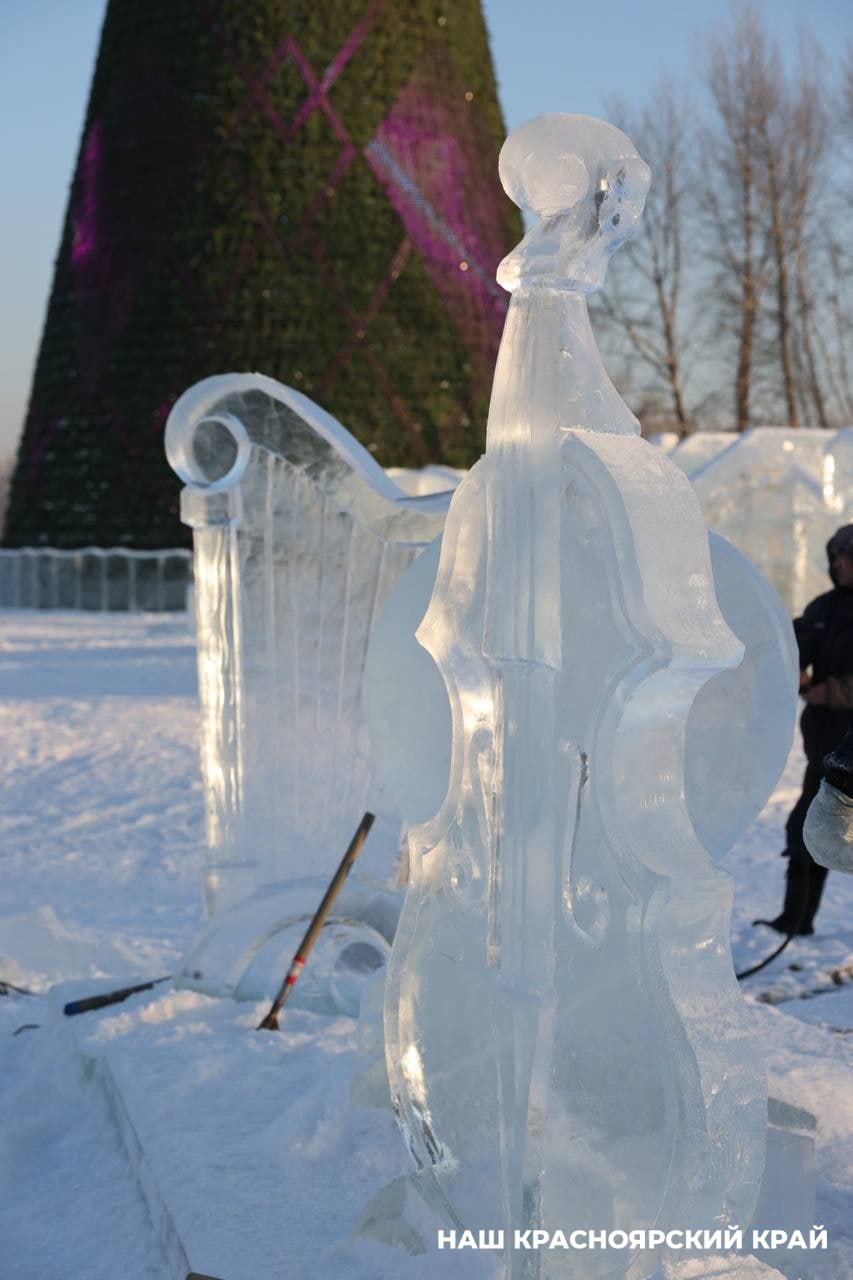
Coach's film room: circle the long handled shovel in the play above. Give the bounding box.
[64,975,171,1016]
[257,812,375,1031]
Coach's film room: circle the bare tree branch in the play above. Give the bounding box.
[592,81,695,435]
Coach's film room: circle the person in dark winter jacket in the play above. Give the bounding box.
[754,523,853,935]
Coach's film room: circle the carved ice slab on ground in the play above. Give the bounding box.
[174,875,395,1014]
[378,115,775,1280]
[165,374,450,915]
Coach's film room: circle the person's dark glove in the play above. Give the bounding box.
[823,729,853,799]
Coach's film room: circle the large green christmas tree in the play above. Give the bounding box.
[6,0,520,548]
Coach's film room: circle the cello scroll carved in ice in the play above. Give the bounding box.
[383,115,769,1279]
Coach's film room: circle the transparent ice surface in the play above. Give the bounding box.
[385,465,464,497]
[366,529,797,862]
[165,374,450,914]
[379,115,770,1279]
[364,539,452,825]
[690,428,839,615]
[174,875,398,1013]
[685,532,798,857]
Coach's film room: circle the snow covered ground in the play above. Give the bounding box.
[0,609,851,1279]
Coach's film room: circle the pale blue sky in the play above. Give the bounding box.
[0,0,849,457]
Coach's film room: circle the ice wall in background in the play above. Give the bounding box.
[647,430,679,452]
[165,374,450,915]
[384,465,463,497]
[825,425,853,520]
[668,430,735,477]
[0,547,191,612]
[690,427,844,615]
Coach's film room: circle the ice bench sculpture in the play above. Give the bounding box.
[165,373,452,917]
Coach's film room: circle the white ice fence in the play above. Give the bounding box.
[0,545,192,611]
[165,372,454,916]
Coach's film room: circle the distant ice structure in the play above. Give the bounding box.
[824,424,853,518]
[669,430,736,478]
[0,546,191,611]
[165,374,449,917]
[376,115,782,1279]
[385,465,464,497]
[648,430,680,452]
[689,427,840,615]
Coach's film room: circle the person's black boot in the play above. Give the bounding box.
[799,860,828,935]
[752,913,813,937]
[752,856,815,935]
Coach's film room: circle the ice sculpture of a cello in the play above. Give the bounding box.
[383,116,768,1278]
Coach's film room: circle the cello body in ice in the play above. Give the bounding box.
[383,115,768,1279]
